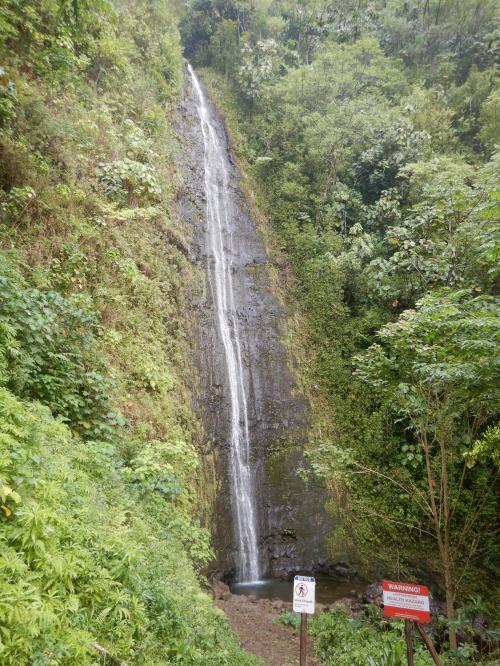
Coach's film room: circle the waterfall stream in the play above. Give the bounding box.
[189,65,260,582]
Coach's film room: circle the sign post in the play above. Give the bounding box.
[383,581,442,666]
[293,575,315,666]
[415,622,443,665]
[299,612,307,666]
[404,620,414,666]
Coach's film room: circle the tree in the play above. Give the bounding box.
[356,290,499,649]
[238,38,280,102]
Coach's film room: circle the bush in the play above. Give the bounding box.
[0,257,118,439]
[311,608,438,666]
[0,386,256,665]
[97,158,161,206]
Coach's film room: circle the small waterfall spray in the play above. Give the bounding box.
[188,65,260,582]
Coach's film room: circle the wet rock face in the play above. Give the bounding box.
[177,67,334,579]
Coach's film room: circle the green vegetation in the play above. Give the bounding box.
[1,0,498,662]
[281,607,445,665]
[312,610,437,666]
[0,0,257,663]
[281,600,499,664]
[180,0,499,657]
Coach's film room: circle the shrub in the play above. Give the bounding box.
[97,158,161,206]
[0,257,119,439]
[0,386,256,665]
[311,608,438,666]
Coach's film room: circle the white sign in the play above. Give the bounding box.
[293,575,315,615]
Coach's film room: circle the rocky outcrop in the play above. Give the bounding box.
[176,66,334,579]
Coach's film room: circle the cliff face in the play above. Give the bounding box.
[177,67,334,580]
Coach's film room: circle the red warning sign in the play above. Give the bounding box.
[382,580,431,623]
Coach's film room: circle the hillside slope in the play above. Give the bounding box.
[0,1,257,663]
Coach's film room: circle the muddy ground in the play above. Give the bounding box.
[213,583,322,665]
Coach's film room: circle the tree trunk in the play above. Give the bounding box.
[422,430,457,650]
[443,556,457,650]
[435,0,443,24]
[440,435,457,650]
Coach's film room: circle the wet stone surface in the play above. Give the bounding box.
[176,66,334,579]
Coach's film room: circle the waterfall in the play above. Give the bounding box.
[188,65,260,582]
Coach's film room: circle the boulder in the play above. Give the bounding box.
[362,582,383,607]
[211,579,232,601]
[429,592,445,616]
[471,613,490,649]
[332,564,350,579]
[331,597,363,617]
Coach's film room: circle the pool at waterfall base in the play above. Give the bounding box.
[231,576,367,604]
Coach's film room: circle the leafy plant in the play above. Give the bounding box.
[97,158,161,206]
[278,609,300,634]
[0,262,118,439]
[311,608,437,666]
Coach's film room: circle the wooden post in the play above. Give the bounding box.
[404,620,414,666]
[416,623,443,666]
[300,612,307,666]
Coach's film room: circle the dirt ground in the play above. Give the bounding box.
[214,585,319,666]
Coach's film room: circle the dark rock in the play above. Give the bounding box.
[471,613,490,649]
[331,597,363,617]
[211,580,231,601]
[362,582,383,607]
[472,613,488,631]
[333,564,350,579]
[429,592,445,616]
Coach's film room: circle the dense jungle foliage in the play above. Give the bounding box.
[0,1,258,663]
[1,0,498,663]
[180,0,499,655]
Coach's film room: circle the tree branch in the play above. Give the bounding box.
[357,510,434,537]
[92,643,130,666]
[351,460,431,515]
